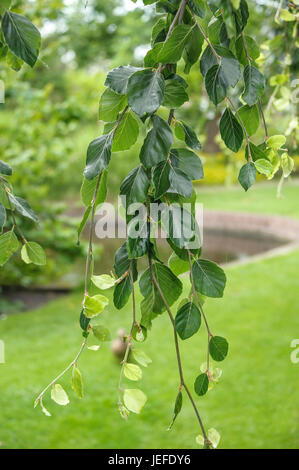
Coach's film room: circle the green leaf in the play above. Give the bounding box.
[280,9,296,21]
[124,363,142,381]
[84,133,113,180]
[91,274,115,290]
[254,158,273,177]
[114,243,137,278]
[205,64,227,105]
[0,160,12,176]
[113,276,132,310]
[237,105,259,136]
[139,263,182,314]
[6,49,23,71]
[281,152,294,178]
[183,27,204,73]
[219,108,243,152]
[21,242,46,266]
[77,205,91,245]
[210,336,229,361]
[200,46,240,88]
[0,203,6,233]
[0,229,19,266]
[235,35,260,67]
[158,24,195,63]
[2,11,41,67]
[174,122,201,150]
[139,115,173,168]
[169,148,203,180]
[120,165,150,205]
[132,324,147,342]
[188,0,206,17]
[107,111,139,152]
[92,324,111,342]
[242,65,265,106]
[167,391,183,431]
[163,79,189,108]
[8,194,38,223]
[169,167,192,198]
[127,69,165,116]
[175,302,201,340]
[232,0,249,35]
[267,135,286,151]
[123,389,147,414]
[71,367,83,399]
[105,65,141,94]
[245,142,267,162]
[79,309,90,332]
[132,349,152,368]
[51,384,69,406]
[99,88,127,122]
[84,294,109,318]
[164,205,199,250]
[196,428,221,448]
[192,259,226,298]
[80,169,108,207]
[194,373,209,396]
[238,162,256,191]
[168,252,189,276]
[153,160,171,199]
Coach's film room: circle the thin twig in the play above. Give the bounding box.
[148,253,208,444]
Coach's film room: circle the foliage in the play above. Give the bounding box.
[31,0,296,449]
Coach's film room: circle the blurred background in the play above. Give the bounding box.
[0,0,298,449]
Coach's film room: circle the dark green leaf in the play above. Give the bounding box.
[235,35,260,67]
[2,11,41,67]
[170,148,203,180]
[77,205,91,245]
[175,302,201,340]
[0,160,12,176]
[168,391,183,430]
[192,258,226,298]
[242,65,265,106]
[80,170,108,207]
[107,111,139,152]
[0,202,6,233]
[139,115,173,168]
[84,133,113,180]
[210,336,229,361]
[139,263,182,314]
[105,65,141,95]
[127,69,165,116]
[183,27,204,73]
[99,88,127,122]
[219,108,243,152]
[79,308,90,332]
[163,205,199,250]
[113,276,132,309]
[188,0,206,18]
[245,142,267,162]
[232,0,249,35]
[153,160,171,199]
[174,122,201,150]
[201,46,240,88]
[194,373,209,396]
[205,64,227,105]
[8,194,38,223]
[114,243,138,280]
[120,165,150,205]
[158,24,195,63]
[237,105,259,136]
[163,80,189,108]
[238,162,256,191]
[169,167,193,198]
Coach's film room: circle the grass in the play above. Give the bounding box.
[197,180,299,218]
[0,250,299,449]
[1,181,299,449]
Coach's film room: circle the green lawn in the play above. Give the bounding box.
[198,180,299,218]
[1,250,299,449]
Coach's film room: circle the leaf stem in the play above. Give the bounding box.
[34,339,87,406]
